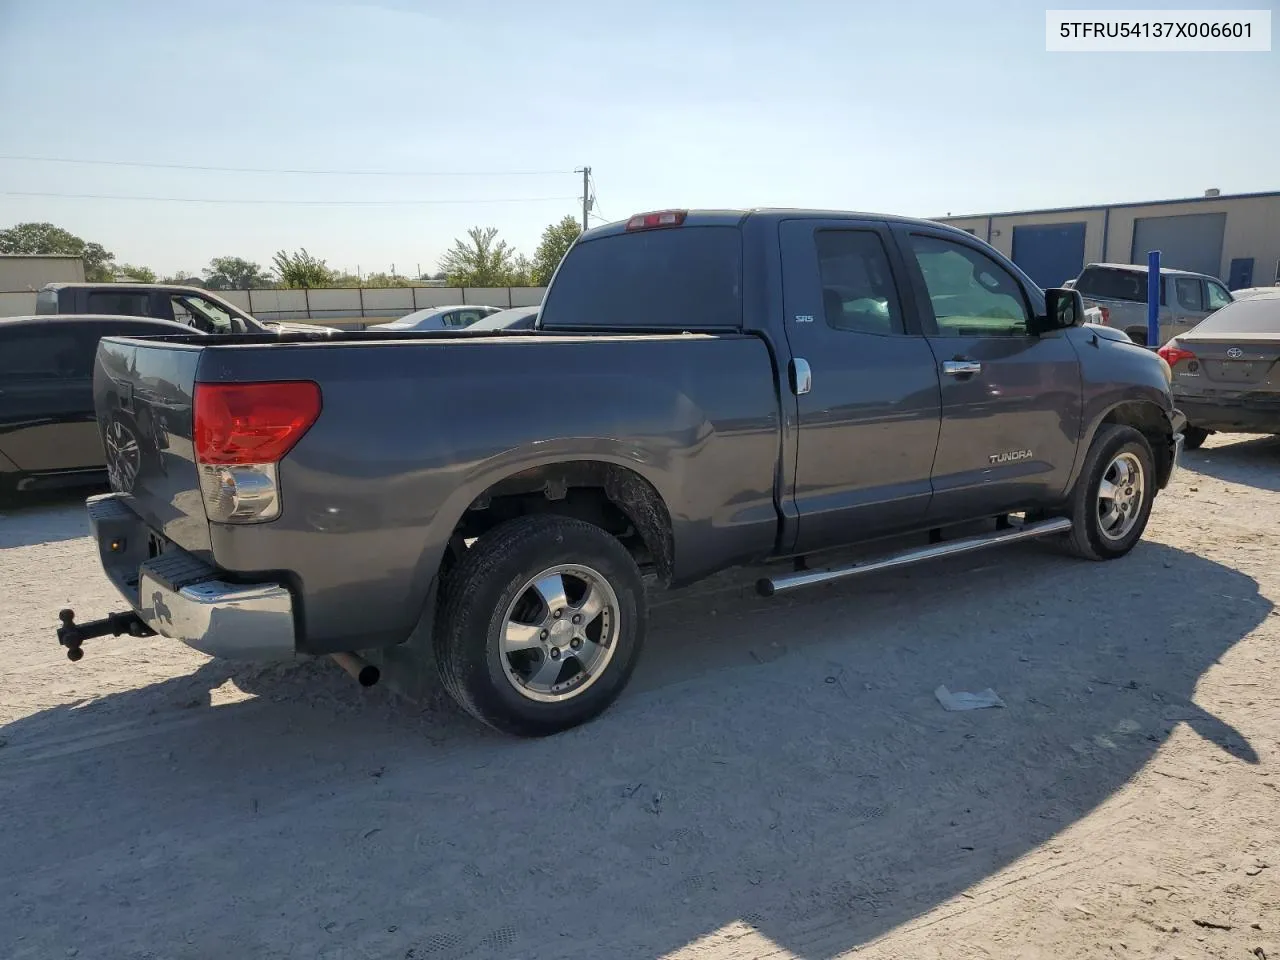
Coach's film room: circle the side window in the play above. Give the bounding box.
[0,329,87,381]
[814,230,904,335]
[1205,281,1232,311]
[1174,277,1204,311]
[178,295,237,333]
[455,310,485,327]
[86,291,152,317]
[908,234,1030,337]
[169,297,195,327]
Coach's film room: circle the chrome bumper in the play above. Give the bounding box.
[87,493,297,661]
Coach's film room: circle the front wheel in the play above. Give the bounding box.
[433,515,647,736]
[1062,424,1157,561]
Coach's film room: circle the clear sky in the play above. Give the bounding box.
[0,0,1275,277]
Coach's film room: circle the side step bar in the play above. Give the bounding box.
[756,516,1073,597]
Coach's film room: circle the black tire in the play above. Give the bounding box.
[1127,330,1148,347]
[1182,426,1209,451]
[433,515,647,737]
[1062,424,1157,561]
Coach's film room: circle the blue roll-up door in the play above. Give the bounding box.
[1011,222,1088,289]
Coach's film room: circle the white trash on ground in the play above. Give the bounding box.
[935,684,1006,711]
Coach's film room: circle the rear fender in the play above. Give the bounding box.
[402,441,675,636]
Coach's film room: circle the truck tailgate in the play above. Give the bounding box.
[93,336,212,558]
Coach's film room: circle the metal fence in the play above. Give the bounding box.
[218,286,547,323]
[0,285,548,320]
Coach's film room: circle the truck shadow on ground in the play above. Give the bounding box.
[0,540,1268,959]
[1185,434,1280,492]
[0,487,101,548]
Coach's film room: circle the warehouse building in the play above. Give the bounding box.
[937,189,1280,292]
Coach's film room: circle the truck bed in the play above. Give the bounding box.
[92,329,784,653]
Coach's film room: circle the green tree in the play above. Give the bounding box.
[438,227,526,287]
[271,248,333,288]
[204,256,271,290]
[530,214,582,286]
[117,264,157,282]
[0,221,117,281]
[362,272,416,288]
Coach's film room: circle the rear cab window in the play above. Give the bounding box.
[540,226,742,329]
[1076,266,1163,305]
[86,291,153,317]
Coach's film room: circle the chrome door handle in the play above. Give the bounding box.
[942,360,981,376]
[790,357,812,396]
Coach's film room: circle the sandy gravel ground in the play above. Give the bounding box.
[1,435,1278,960]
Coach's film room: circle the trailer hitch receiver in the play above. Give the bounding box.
[56,608,156,661]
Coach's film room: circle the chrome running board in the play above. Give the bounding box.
[757,516,1073,597]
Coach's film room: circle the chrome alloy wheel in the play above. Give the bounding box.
[499,563,620,703]
[104,418,140,493]
[1097,451,1145,542]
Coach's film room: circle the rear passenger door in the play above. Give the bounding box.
[0,323,102,472]
[780,218,942,553]
[1169,275,1210,340]
[894,226,1083,524]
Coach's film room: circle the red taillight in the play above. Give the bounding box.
[194,381,322,466]
[1157,341,1197,367]
[625,210,687,231]
[1099,306,1111,325]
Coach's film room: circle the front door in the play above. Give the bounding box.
[893,227,1083,525]
[779,219,941,554]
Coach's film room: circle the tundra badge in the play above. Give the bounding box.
[989,449,1033,465]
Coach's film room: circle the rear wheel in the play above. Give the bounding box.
[433,515,647,736]
[1062,424,1156,561]
[1182,426,1209,451]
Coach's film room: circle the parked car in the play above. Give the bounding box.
[464,305,540,332]
[35,282,340,335]
[369,304,503,332]
[1071,262,1234,346]
[1227,286,1280,301]
[59,208,1184,737]
[0,314,201,496]
[1158,293,1280,449]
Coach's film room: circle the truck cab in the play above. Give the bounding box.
[35,282,338,335]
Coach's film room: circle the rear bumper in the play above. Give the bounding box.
[87,493,298,660]
[1175,396,1280,435]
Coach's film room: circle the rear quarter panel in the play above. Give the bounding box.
[199,334,782,653]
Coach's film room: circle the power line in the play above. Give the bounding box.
[0,154,574,177]
[2,190,580,206]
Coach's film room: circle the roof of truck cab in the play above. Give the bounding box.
[1081,262,1209,279]
[0,313,196,331]
[580,208,976,240]
[39,281,213,294]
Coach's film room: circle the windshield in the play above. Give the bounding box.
[540,226,742,329]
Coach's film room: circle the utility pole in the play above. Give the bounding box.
[575,166,592,230]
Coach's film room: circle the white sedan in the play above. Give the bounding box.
[369,304,503,332]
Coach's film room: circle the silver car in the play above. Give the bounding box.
[369,305,502,332]
[1072,262,1234,347]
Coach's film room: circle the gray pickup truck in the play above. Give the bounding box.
[1071,262,1235,346]
[36,282,338,335]
[56,209,1186,737]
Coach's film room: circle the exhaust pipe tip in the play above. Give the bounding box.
[330,651,380,687]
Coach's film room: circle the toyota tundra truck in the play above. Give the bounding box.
[55,209,1186,737]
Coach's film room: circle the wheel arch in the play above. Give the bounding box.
[1081,398,1177,492]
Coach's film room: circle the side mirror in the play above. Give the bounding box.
[1033,288,1085,335]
